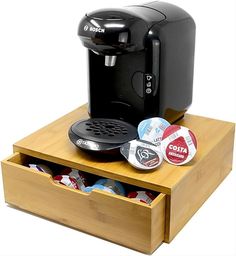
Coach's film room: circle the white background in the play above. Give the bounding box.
[0,0,235,255]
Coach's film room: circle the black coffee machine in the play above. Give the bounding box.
[69,1,195,153]
[78,1,195,125]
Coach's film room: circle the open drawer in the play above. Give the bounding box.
[1,152,166,254]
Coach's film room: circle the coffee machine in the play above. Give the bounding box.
[68,1,195,153]
[78,1,195,125]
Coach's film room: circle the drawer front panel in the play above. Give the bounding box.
[1,153,166,253]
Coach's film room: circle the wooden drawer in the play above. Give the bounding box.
[1,152,166,254]
[1,106,235,254]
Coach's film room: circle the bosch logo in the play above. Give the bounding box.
[76,139,99,150]
[83,25,105,33]
[90,27,105,33]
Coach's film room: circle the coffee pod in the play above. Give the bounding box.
[60,168,88,191]
[28,164,53,175]
[53,175,79,189]
[138,117,170,147]
[84,184,115,194]
[127,191,156,205]
[120,139,163,170]
[161,125,197,165]
[95,178,125,196]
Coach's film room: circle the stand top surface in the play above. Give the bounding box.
[14,105,235,194]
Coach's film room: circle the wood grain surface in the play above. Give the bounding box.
[166,125,235,241]
[1,105,235,253]
[13,105,235,195]
[1,153,166,253]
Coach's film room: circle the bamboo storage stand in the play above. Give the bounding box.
[1,105,235,253]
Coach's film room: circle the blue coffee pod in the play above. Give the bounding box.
[95,179,126,196]
[84,184,115,194]
[138,117,170,147]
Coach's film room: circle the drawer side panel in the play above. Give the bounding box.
[166,125,235,242]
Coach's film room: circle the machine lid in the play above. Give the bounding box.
[86,8,137,21]
[86,6,165,25]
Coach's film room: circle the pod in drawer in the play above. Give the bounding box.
[1,152,166,253]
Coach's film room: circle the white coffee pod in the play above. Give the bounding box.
[120,139,163,170]
[138,117,170,146]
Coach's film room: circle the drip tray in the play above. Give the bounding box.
[68,118,137,153]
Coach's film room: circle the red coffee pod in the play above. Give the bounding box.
[161,125,197,165]
[53,175,79,189]
[127,191,156,205]
[60,168,89,191]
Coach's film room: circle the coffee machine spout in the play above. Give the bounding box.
[105,55,117,67]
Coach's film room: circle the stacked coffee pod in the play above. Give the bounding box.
[28,163,157,205]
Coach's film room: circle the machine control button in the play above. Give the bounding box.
[146,88,152,94]
[144,74,154,95]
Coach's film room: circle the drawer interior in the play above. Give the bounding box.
[6,152,162,206]
[1,152,166,253]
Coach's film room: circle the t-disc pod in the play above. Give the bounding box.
[53,175,79,189]
[60,168,89,191]
[120,139,163,170]
[84,184,115,194]
[161,125,197,165]
[28,164,53,175]
[138,117,170,147]
[127,191,157,205]
[95,179,125,196]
